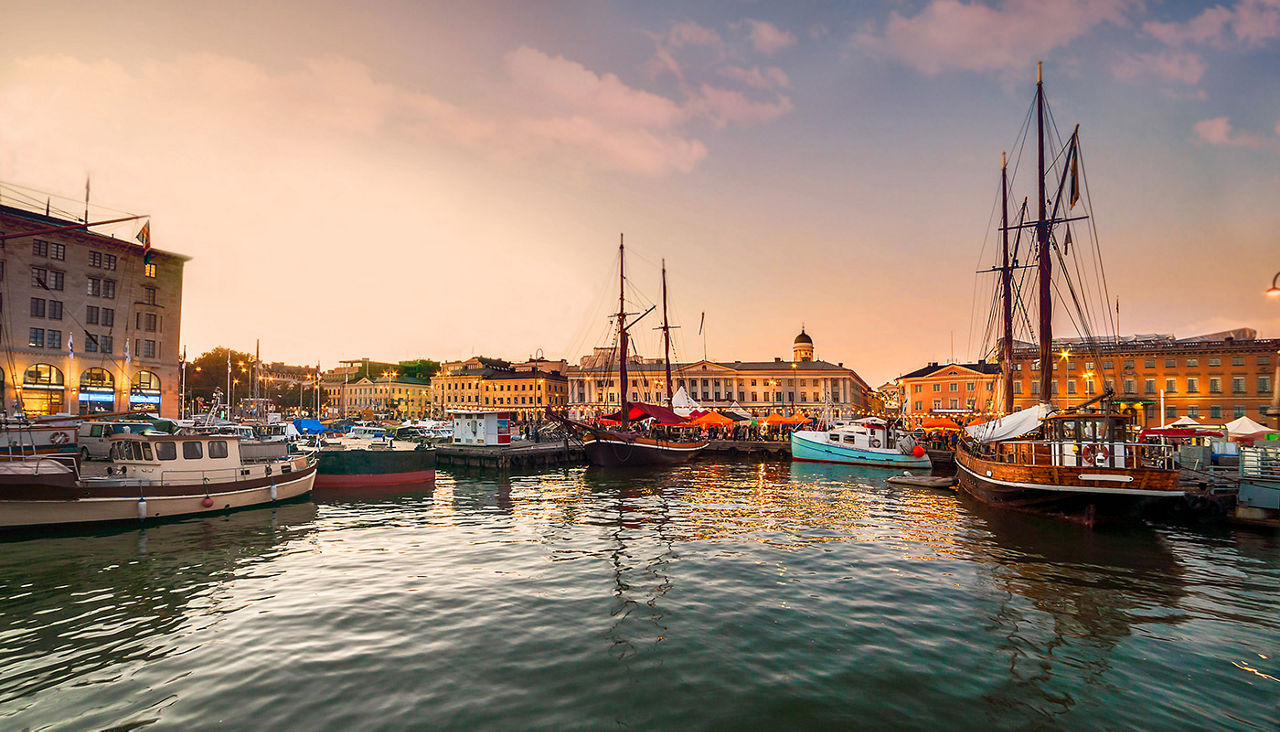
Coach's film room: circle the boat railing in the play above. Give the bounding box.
[1241,446,1280,482]
[159,467,247,483]
[973,439,1175,469]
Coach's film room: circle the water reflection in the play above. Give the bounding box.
[966,501,1186,726]
[0,503,316,707]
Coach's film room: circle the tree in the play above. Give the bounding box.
[398,359,440,381]
[186,347,254,401]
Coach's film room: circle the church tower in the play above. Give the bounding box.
[793,327,814,362]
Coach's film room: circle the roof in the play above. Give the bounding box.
[794,329,813,345]
[897,361,1001,380]
[486,369,566,381]
[0,203,192,262]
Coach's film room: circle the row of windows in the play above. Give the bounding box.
[30,298,63,320]
[32,240,65,261]
[1014,375,1272,395]
[915,399,983,411]
[29,328,116,353]
[914,381,995,393]
[29,269,157,301]
[22,363,160,390]
[1023,355,1271,371]
[1166,405,1266,419]
[32,240,154,275]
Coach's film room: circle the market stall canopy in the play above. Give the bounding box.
[726,402,753,421]
[1225,415,1278,438]
[600,402,687,426]
[1160,416,1202,428]
[692,411,734,426]
[921,417,962,431]
[1139,427,1223,439]
[761,413,788,425]
[671,386,700,417]
[966,404,1053,444]
[781,413,810,424]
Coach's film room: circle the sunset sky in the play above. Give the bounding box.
[2,0,1278,385]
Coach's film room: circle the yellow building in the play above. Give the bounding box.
[341,375,432,419]
[567,329,872,418]
[430,357,568,420]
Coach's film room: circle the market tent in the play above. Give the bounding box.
[921,417,962,431]
[761,413,788,425]
[1169,416,1201,426]
[1225,415,1278,438]
[780,413,809,424]
[692,411,734,426]
[671,386,700,417]
[292,418,326,435]
[726,402,752,420]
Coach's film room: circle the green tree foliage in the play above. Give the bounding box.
[186,347,254,400]
[397,359,440,381]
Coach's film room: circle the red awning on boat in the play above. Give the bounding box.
[599,402,687,426]
[1138,427,1223,439]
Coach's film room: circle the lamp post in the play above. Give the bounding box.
[1266,271,1280,297]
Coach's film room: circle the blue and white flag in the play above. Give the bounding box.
[68,333,74,360]
[124,338,131,365]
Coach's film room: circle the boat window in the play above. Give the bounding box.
[156,442,177,461]
[183,441,204,460]
[829,434,840,442]
[209,440,229,459]
[1061,420,1077,440]
[125,441,139,460]
[843,435,856,443]
[141,442,153,461]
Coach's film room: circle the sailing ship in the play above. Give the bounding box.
[553,236,707,467]
[954,63,1182,524]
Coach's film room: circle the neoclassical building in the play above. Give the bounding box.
[1,200,186,418]
[567,329,872,418]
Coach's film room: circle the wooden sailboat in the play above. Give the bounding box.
[555,236,707,467]
[954,63,1182,525]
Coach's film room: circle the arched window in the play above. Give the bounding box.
[79,367,116,415]
[81,368,114,390]
[21,363,65,415]
[135,370,161,392]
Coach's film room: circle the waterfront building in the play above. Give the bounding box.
[567,329,872,418]
[430,356,568,420]
[341,375,432,419]
[322,358,398,413]
[894,361,1001,421]
[1007,329,1279,428]
[0,199,187,417]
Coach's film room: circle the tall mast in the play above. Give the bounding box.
[617,234,629,428]
[1036,61,1053,403]
[1001,151,1014,413]
[661,259,673,406]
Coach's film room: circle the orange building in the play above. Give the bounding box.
[894,360,1001,422]
[1008,330,1278,428]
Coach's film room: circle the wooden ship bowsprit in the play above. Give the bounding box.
[552,236,707,467]
[954,63,1182,524]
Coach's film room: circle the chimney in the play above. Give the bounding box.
[774,357,782,362]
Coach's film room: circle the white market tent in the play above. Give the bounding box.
[671,386,701,417]
[1163,416,1201,428]
[1224,415,1278,438]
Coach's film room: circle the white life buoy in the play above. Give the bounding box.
[50,431,71,445]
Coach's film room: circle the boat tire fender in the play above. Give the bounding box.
[870,439,881,448]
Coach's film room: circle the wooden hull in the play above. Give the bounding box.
[582,435,707,467]
[0,463,317,529]
[955,444,1181,524]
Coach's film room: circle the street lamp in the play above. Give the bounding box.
[1268,271,1280,297]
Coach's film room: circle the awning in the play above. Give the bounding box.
[921,417,962,431]
[692,411,734,426]
[599,402,687,426]
[1139,427,1223,439]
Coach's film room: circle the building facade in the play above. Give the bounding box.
[1,202,187,418]
[1008,330,1279,428]
[430,357,568,420]
[894,361,1001,421]
[567,329,872,418]
[341,375,432,418]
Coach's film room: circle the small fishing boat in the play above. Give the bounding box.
[791,417,930,469]
[0,432,316,529]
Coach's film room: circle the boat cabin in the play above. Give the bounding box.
[824,418,893,451]
[1043,413,1132,468]
[101,433,303,485]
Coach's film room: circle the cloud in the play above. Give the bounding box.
[739,20,796,54]
[717,65,789,89]
[1192,116,1279,150]
[689,84,794,129]
[504,46,688,129]
[1145,0,1280,48]
[855,0,1134,75]
[1112,50,1206,84]
[514,116,707,175]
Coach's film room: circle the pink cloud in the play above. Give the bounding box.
[1145,0,1280,48]
[505,46,687,129]
[856,0,1134,75]
[1112,50,1206,84]
[740,19,796,54]
[515,116,707,175]
[718,65,790,89]
[1192,116,1279,150]
[666,20,723,49]
[689,84,793,128]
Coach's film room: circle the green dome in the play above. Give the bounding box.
[794,329,813,345]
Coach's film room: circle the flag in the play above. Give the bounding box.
[1069,150,1079,209]
[698,312,705,335]
[124,338,131,365]
[136,220,152,264]
[68,333,74,361]
[1062,225,1072,256]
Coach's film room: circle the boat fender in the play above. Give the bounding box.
[106,466,115,476]
[121,465,128,476]
[202,496,214,508]
[269,483,278,502]
[136,498,147,521]
[912,445,926,458]
[265,466,272,476]
[870,438,881,448]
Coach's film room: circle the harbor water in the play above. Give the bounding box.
[1,460,1277,729]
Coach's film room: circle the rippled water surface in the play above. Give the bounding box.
[2,460,1278,729]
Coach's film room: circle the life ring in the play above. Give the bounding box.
[870,438,881,448]
[50,431,70,445]
[1080,444,1094,462]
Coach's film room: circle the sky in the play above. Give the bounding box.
[1,0,1278,386]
